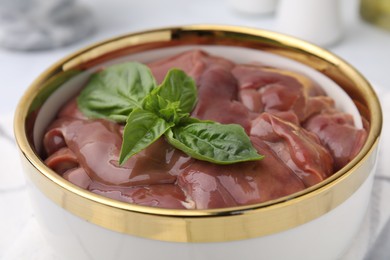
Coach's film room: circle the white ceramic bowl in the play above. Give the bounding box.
[14,25,382,260]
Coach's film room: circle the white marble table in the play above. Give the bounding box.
[1,0,390,259]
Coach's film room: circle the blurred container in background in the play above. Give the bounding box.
[228,0,278,15]
[275,0,343,47]
[360,0,390,32]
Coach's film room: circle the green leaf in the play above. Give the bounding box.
[119,109,173,165]
[77,62,156,123]
[143,94,188,124]
[144,69,197,115]
[165,122,264,164]
[157,69,197,113]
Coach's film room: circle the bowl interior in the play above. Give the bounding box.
[33,45,363,153]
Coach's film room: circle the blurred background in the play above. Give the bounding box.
[1,0,390,114]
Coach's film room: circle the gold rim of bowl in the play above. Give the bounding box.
[14,25,382,243]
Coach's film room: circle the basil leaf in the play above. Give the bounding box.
[166,122,263,164]
[119,109,173,165]
[157,99,189,124]
[78,62,156,123]
[157,69,197,113]
[144,69,197,114]
[143,94,190,124]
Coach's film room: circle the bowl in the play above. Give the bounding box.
[14,25,382,260]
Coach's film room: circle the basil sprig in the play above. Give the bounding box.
[77,62,263,165]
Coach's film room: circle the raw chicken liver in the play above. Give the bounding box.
[43,50,367,209]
